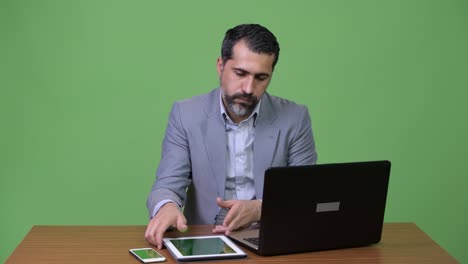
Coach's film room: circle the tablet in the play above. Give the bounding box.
[163,235,247,261]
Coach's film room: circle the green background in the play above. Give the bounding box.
[1,0,467,262]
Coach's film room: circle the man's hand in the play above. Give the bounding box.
[145,202,187,249]
[212,197,261,235]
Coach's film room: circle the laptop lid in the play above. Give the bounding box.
[229,160,391,256]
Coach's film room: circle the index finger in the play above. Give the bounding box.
[155,226,164,249]
[223,206,239,228]
[145,221,159,246]
[147,219,171,249]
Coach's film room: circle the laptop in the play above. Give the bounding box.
[228,160,391,256]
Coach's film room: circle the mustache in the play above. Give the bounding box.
[230,93,257,102]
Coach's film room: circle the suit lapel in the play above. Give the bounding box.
[253,93,279,198]
[201,89,227,199]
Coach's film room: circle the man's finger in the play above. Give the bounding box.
[223,205,238,227]
[145,220,158,246]
[216,197,234,208]
[177,215,188,232]
[225,217,240,236]
[144,225,151,241]
[154,226,165,249]
[212,225,228,233]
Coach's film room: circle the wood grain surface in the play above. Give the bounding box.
[6,223,459,263]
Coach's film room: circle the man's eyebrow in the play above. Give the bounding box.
[233,67,271,77]
[255,72,271,78]
[232,67,248,73]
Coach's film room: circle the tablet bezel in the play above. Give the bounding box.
[163,235,247,261]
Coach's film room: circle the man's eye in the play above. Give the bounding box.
[235,71,246,77]
[256,76,268,81]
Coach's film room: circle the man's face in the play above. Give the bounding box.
[217,40,275,123]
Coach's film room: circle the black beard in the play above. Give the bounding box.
[223,92,258,118]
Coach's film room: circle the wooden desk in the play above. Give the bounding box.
[6,223,458,263]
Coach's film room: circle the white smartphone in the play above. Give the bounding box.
[129,248,166,263]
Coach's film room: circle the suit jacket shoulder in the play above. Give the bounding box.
[259,92,310,124]
[172,88,221,128]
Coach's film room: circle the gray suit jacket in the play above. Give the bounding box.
[147,88,317,224]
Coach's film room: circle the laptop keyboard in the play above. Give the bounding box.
[245,237,260,246]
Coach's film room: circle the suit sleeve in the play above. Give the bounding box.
[146,102,192,219]
[287,106,318,166]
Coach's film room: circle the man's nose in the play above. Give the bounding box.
[242,77,255,95]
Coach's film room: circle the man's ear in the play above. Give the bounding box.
[216,57,224,76]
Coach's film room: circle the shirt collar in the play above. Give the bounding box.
[219,91,261,126]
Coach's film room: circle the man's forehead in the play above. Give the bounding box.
[228,42,274,73]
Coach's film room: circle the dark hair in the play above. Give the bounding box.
[221,24,280,69]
